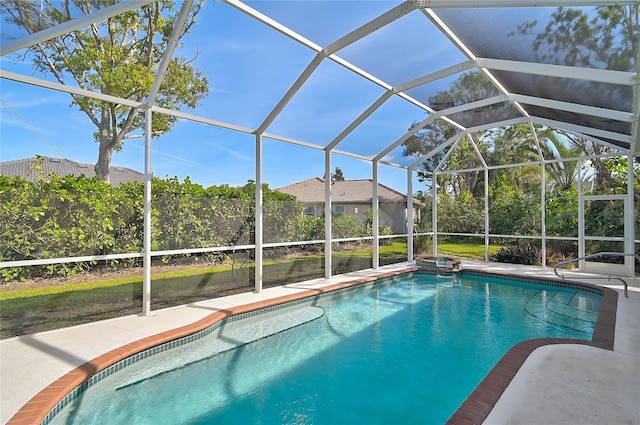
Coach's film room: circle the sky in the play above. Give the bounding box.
[0,1,556,193]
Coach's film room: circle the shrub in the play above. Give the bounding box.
[491,244,541,265]
[379,224,393,246]
[332,214,367,239]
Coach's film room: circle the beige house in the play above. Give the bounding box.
[277,177,421,233]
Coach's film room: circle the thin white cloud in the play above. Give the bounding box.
[204,141,252,161]
[379,153,395,164]
[0,101,56,136]
[1,97,52,109]
[122,141,203,168]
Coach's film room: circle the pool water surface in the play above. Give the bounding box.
[50,272,602,425]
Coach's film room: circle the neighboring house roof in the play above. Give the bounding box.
[0,156,144,186]
[277,177,420,204]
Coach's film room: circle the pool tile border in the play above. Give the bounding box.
[7,269,413,425]
[6,267,617,425]
[445,270,618,425]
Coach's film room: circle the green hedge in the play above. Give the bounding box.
[1,175,393,282]
[0,175,303,281]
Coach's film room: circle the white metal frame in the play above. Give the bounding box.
[579,194,634,276]
[0,0,637,317]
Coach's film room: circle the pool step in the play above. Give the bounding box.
[115,306,325,390]
[524,291,597,334]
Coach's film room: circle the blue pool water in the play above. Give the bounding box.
[51,273,601,425]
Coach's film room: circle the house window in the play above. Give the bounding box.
[333,205,346,216]
[304,206,317,216]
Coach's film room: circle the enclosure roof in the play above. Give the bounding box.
[1,0,638,170]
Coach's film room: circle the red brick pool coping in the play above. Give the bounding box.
[446,270,617,425]
[7,268,617,425]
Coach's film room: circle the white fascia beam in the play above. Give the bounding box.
[325,1,416,55]
[479,67,531,119]
[256,53,325,134]
[423,8,531,123]
[395,91,445,120]
[1,0,152,56]
[223,0,321,52]
[439,94,508,117]
[152,105,255,134]
[263,132,326,151]
[467,117,529,133]
[333,149,376,163]
[548,128,630,154]
[529,121,545,161]
[374,115,439,162]
[378,158,414,169]
[395,60,475,93]
[419,9,528,125]
[263,132,406,166]
[147,0,193,107]
[511,94,633,123]
[328,54,393,91]
[235,0,460,137]
[408,132,463,169]
[415,0,638,6]
[420,8,476,60]
[533,116,632,144]
[326,91,394,151]
[466,133,489,168]
[1,70,143,108]
[433,136,463,173]
[373,96,505,164]
[477,58,636,86]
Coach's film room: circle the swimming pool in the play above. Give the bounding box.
[44,271,607,425]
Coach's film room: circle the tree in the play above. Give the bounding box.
[403,71,501,192]
[331,167,345,181]
[1,0,210,183]
[516,4,639,191]
[517,5,638,72]
[402,118,458,185]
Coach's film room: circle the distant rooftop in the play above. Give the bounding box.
[0,156,144,186]
[277,177,420,204]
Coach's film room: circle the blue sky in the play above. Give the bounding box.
[0,1,554,192]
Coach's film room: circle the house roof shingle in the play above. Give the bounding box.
[0,156,144,186]
[277,177,419,204]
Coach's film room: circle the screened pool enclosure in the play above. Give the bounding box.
[0,0,638,327]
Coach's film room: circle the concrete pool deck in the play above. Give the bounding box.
[1,261,638,424]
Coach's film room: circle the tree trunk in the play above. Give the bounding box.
[95,139,113,184]
[94,108,114,183]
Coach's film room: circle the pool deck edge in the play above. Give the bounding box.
[4,266,417,425]
[446,270,619,425]
[2,262,637,425]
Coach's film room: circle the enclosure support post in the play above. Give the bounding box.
[625,153,635,276]
[541,163,547,267]
[255,134,263,293]
[142,108,152,316]
[484,167,489,262]
[432,172,438,256]
[324,150,332,279]
[407,168,414,263]
[577,159,585,270]
[373,161,380,269]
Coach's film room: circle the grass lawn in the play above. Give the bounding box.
[0,240,501,338]
[437,241,502,259]
[0,242,409,338]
